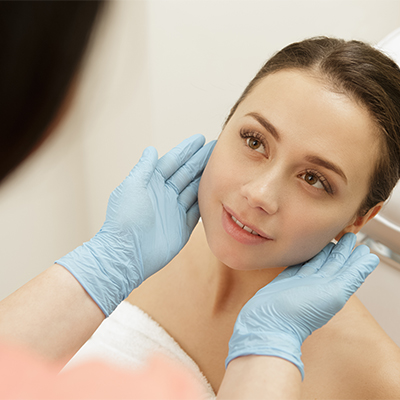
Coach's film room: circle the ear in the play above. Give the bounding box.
[335,201,384,241]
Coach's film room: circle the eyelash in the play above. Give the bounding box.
[239,129,334,195]
[239,129,268,155]
[298,169,333,194]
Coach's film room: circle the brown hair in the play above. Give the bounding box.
[225,37,400,216]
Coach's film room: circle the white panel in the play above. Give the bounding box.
[362,27,400,254]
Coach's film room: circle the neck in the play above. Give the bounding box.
[207,252,285,315]
[191,222,286,316]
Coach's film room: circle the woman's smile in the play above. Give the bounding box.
[221,205,273,245]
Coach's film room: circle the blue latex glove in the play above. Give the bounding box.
[226,233,379,379]
[56,134,216,316]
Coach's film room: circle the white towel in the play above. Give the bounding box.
[66,301,215,399]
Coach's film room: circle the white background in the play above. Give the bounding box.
[1,0,400,344]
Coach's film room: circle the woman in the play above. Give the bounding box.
[2,3,375,398]
[69,37,400,398]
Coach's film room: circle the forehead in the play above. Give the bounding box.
[227,69,380,191]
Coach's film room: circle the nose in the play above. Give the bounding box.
[240,169,282,215]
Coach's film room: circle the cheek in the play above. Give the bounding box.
[198,146,236,214]
[198,156,216,214]
[198,150,242,264]
[275,208,353,266]
[198,158,221,228]
[198,172,209,218]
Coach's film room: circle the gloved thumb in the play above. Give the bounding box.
[129,146,158,185]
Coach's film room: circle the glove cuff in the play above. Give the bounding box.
[226,331,304,380]
[55,233,143,317]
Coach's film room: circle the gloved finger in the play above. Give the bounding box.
[178,176,201,212]
[338,245,375,277]
[317,233,357,277]
[186,202,200,232]
[128,146,158,185]
[335,252,379,293]
[272,242,335,283]
[168,141,216,193]
[156,134,206,181]
[347,243,371,259]
[295,242,335,278]
[271,265,303,283]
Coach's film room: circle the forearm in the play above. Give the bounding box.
[0,264,104,363]
[218,356,302,400]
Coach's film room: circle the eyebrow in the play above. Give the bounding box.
[245,112,347,183]
[305,155,348,183]
[245,112,281,142]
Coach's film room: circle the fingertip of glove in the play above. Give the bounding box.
[142,147,159,168]
[206,140,217,155]
[352,244,371,257]
[207,139,217,149]
[196,140,217,165]
[368,253,380,268]
[342,232,357,246]
[185,134,206,149]
[192,133,206,141]
[333,232,357,255]
[128,146,158,180]
[142,146,158,159]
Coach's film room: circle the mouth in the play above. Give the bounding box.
[221,205,273,245]
[231,215,262,236]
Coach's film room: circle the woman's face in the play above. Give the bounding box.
[198,69,380,270]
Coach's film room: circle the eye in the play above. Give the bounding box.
[247,137,264,152]
[303,171,323,188]
[240,130,267,155]
[299,170,333,194]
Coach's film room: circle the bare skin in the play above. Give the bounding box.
[128,222,400,399]
[0,264,105,363]
[218,355,302,399]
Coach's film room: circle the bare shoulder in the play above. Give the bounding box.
[301,295,400,399]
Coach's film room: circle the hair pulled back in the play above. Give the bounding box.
[226,37,400,215]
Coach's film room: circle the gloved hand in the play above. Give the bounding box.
[225,233,379,379]
[56,134,216,316]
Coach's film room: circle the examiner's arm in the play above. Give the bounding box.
[218,356,301,400]
[0,135,215,362]
[0,264,104,361]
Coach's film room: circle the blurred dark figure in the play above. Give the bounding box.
[0,1,104,183]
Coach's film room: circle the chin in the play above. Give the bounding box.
[207,229,333,270]
[206,238,282,270]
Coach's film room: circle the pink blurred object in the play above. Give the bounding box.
[0,342,204,399]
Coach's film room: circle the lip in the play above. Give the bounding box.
[221,205,273,245]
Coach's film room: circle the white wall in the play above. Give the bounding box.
[1,0,400,344]
[357,257,400,347]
